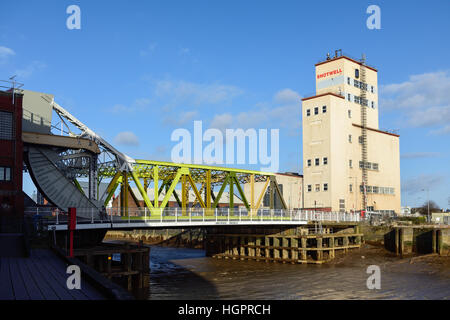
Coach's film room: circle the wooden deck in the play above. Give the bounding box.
[0,249,106,300]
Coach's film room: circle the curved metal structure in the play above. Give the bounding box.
[26,146,100,218]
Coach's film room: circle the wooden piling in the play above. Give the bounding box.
[206,226,363,264]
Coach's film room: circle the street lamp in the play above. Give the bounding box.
[421,188,430,223]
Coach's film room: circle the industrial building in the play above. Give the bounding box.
[301,51,401,214]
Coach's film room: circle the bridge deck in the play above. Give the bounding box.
[49,219,309,230]
[0,249,106,300]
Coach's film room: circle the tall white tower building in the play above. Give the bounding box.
[301,52,401,214]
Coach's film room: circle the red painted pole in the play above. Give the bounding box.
[68,207,76,257]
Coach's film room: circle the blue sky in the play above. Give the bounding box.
[1,0,449,208]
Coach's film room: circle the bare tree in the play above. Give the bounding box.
[417,200,440,216]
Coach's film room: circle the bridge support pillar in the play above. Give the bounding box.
[255,237,261,261]
[301,237,307,262]
[89,153,98,201]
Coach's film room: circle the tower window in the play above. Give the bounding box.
[307,185,312,192]
[371,101,375,108]
[348,134,352,143]
[347,77,350,85]
[348,110,351,118]
[0,167,12,181]
[307,159,311,167]
[322,105,327,113]
[355,69,359,79]
[315,184,320,192]
[323,157,328,165]
[315,158,319,166]
[306,109,311,116]
[349,159,353,168]
[323,183,328,191]
[349,184,353,192]
[347,94,351,101]
[0,111,14,140]
[314,107,319,115]
[371,86,374,93]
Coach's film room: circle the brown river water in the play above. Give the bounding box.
[139,243,450,300]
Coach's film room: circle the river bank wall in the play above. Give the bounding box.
[361,225,450,256]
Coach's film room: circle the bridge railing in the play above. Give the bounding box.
[25,207,361,226]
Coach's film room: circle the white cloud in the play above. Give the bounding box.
[108,98,150,113]
[430,125,450,136]
[164,110,198,126]
[14,61,46,78]
[114,131,139,146]
[208,88,302,135]
[401,152,440,159]
[179,47,190,55]
[273,88,301,105]
[380,71,450,134]
[0,46,14,63]
[134,98,151,107]
[154,80,243,107]
[210,113,233,132]
[139,43,157,57]
[402,173,445,195]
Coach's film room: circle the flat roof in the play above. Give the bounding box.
[301,92,345,102]
[315,55,378,72]
[352,124,400,137]
[276,172,303,178]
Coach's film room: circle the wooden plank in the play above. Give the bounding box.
[14,258,44,300]
[0,257,14,300]
[29,250,74,300]
[8,258,30,300]
[35,249,90,300]
[23,256,59,300]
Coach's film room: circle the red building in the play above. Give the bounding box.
[0,90,24,225]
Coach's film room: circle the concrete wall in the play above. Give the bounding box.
[381,227,450,256]
[22,90,53,134]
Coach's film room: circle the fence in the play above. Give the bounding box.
[24,207,361,227]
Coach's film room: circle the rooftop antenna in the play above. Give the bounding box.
[335,49,342,58]
[9,75,17,104]
[326,53,331,60]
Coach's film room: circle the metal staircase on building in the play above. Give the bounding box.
[26,146,101,219]
[360,54,368,213]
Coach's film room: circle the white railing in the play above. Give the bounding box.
[24,207,361,227]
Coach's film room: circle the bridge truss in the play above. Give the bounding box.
[25,92,286,217]
[100,160,286,216]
